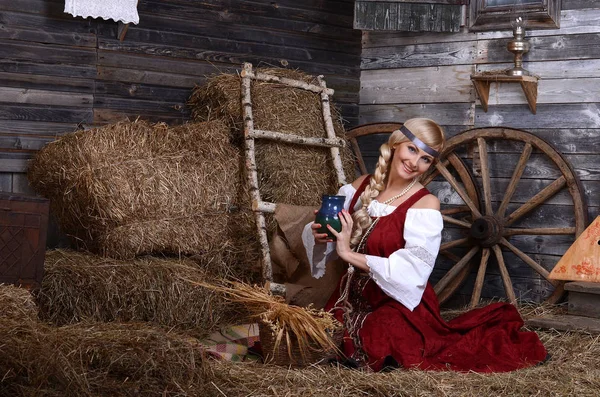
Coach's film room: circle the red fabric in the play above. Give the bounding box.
[326,182,547,372]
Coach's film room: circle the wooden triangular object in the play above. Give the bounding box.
[549,216,600,282]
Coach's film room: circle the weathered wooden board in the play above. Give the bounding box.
[360,103,474,125]
[477,8,600,40]
[0,134,54,151]
[96,66,203,89]
[11,173,35,195]
[102,15,361,53]
[362,40,477,69]
[97,39,360,78]
[0,10,96,47]
[0,173,12,192]
[139,0,356,39]
[477,33,600,64]
[475,104,600,129]
[0,120,76,136]
[527,314,600,332]
[0,104,93,124]
[354,1,462,32]
[363,30,474,48]
[0,87,93,107]
[476,59,600,79]
[478,77,600,106]
[569,290,600,318]
[360,64,474,104]
[99,27,360,66]
[0,59,96,79]
[0,40,97,65]
[0,72,94,93]
[562,0,600,10]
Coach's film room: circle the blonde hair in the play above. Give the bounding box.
[350,118,445,247]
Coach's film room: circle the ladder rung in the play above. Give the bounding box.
[241,68,334,96]
[252,200,276,213]
[249,129,345,148]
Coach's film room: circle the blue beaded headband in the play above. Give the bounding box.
[398,125,440,158]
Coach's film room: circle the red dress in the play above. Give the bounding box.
[325,179,547,372]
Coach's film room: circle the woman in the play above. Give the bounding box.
[302,118,547,372]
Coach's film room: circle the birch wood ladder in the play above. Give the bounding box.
[240,62,347,293]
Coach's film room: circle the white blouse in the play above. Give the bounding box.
[302,183,443,311]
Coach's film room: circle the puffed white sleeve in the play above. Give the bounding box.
[301,183,356,279]
[365,209,443,311]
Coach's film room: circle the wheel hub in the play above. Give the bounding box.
[470,216,503,247]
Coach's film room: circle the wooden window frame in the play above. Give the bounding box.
[469,0,561,31]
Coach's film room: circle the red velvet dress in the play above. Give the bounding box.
[325,179,547,372]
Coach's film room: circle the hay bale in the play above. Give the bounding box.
[0,320,209,396]
[0,284,38,323]
[188,68,357,207]
[28,119,260,269]
[36,250,240,333]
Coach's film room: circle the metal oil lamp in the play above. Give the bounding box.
[506,17,530,76]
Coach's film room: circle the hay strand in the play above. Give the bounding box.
[192,280,341,362]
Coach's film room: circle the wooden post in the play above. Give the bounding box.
[240,63,274,283]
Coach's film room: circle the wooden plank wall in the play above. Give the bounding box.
[358,0,600,303]
[0,0,361,197]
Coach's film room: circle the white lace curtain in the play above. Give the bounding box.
[64,0,140,24]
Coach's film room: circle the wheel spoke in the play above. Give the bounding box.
[421,159,449,186]
[434,246,479,295]
[441,206,472,216]
[447,153,479,207]
[350,138,367,175]
[440,237,470,251]
[504,176,566,227]
[496,143,532,218]
[504,227,576,236]
[435,162,482,218]
[499,238,559,286]
[470,248,490,308]
[491,245,517,305]
[477,138,493,216]
[442,215,472,228]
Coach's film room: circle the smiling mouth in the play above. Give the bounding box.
[403,163,414,174]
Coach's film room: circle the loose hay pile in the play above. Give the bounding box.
[0,284,37,323]
[204,305,600,397]
[28,119,258,271]
[36,250,238,335]
[188,68,356,207]
[0,320,210,397]
[2,299,599,396]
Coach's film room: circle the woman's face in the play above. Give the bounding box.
[390,141,435,180]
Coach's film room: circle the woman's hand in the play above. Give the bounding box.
[328,209,353,261]
[311,209,333,244]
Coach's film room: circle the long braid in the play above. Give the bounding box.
[350,143,392,247]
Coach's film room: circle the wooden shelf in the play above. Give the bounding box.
[471,74,539,114]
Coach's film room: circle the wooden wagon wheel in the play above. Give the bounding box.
[347,123,482,303]
[431,127,587,307]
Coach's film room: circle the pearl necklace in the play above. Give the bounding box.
[381,178,418,205]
